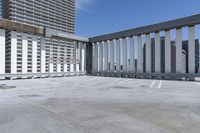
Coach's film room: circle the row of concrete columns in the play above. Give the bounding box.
[92,26,197,77]
[69,42,86,73]
[10,31,46,74]
[0,30,87,74]
[48,42,86,73]
[93,37,136,73]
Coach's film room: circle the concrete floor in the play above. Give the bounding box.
[0,76,200,133]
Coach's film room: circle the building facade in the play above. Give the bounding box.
[0,0,88,76]
[1,0,75,33]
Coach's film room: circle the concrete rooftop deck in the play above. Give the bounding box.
[0,76,200,133]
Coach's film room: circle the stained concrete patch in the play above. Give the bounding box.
[0,76,200,133]
[140,85,149,88]
[19,94,41,98]
[112,86,132,89]
[0,84,16,89]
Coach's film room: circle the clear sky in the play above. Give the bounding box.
[76,0,200,37]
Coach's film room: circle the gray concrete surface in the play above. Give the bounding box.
[0,76,200,133]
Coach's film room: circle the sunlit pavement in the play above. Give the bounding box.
[0,76,200,133]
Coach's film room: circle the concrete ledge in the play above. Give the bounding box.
[93,71,200,80]
[0,19,44,36]
[0,72,86,80]
[45,28,89,42]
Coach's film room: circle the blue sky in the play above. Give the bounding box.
[76,0,200,37]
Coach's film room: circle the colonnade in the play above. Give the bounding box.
[92,26,199,80]
[72,42,87,73]
[0,30,87,75]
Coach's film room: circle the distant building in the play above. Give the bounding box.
[143,37,199,74]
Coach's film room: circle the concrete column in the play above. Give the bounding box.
[57,62,61,72]
[99,42,103,72]
[22,34,28,74]
[145,34,151,73]
[129,37,135,72]
[49,64,54,73]
[80,43,86,72]
[84,43,87,73]
[70,59,74,72]
[49,45,54,73]
[176,28,182,74]
[32,36,37,73]
[199,44,200,73]
[103,41,108,71]
[137,35,143,73]
[11,31,17,74]
[75,42,80,72]
[188,26,195,74]
[70,47,74,72]
[116,39,121,72]
[63,63,68,72]
[56,62,61,72]
[0,29,5,74]
[56,46,61,73]
[64,63,68,72]
[92,43,96,72]
[110,40,114,72]
[40,37,46,73]
[165,30,171,73]
[63,46,68,72]
[123,38,127,72]
[97,42,100,72]
[155,32,161,73]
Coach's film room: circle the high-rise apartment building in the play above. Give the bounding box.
[1,0,75,33]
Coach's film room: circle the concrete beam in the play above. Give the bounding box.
[0,19,43,36]
[90,14,200,43]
